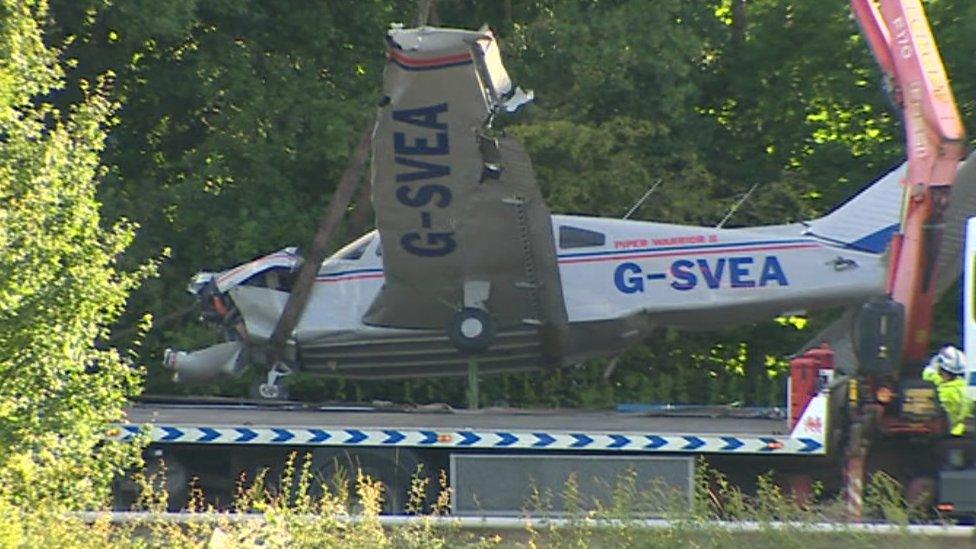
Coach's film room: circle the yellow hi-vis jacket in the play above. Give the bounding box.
[923,369,973,436]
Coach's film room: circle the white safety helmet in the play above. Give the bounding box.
[931,345,967,376]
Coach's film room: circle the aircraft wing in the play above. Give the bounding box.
[364,27,567,338]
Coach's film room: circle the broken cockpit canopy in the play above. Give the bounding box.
[188,247,301,295]
[187,234,380,298]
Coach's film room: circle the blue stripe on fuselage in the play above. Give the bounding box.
[317,268,384,279]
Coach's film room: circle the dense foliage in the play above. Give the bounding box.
[0,461,945,548]
[0,0,151,507]
[30,0,976,408]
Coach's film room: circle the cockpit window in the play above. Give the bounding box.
[333,233,375,260]
[339,242,368,260]
[559,226,606,249]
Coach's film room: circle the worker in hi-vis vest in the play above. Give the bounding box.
[923,345,973,436]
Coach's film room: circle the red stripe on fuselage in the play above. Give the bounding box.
[557,243,821,265]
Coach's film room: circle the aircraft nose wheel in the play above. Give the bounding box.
[257,382,288,400]
[252,362,292,401]
[448,308,495,353]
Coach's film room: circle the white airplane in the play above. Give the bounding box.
[163,26,933,397]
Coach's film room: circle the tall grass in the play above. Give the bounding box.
[522,464,970,548]
[0,455,968,548]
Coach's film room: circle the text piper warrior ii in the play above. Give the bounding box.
[165,25,912,398]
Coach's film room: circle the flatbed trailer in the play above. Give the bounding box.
[115,370,843,513]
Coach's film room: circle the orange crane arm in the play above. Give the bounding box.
[851,0,966,366]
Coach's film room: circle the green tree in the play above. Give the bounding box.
[48,0,413,393]
[39,0,975,407]
[0,0,149,507]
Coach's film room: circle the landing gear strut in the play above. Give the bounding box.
[467,358,480,410]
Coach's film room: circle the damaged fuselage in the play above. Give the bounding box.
[164,24,909,390]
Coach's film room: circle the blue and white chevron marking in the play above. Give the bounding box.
[114,425,824,455]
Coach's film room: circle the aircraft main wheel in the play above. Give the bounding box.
[448,308,495,353]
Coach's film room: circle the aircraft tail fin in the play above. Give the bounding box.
[803,163,905,254]
[801,152,976,378]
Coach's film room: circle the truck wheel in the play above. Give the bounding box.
[311,447,428,514]
[130,449,188,511]
[447,308,495,353]
[905,476,936,510]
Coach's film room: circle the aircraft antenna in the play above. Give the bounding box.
[716,182,760,228]
[623,179,663,219]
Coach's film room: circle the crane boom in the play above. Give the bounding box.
[851,0,966,367]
